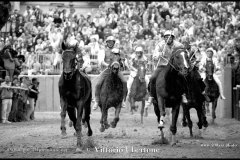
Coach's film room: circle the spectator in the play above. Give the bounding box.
[27,78,39,121]
[0,76,13,124]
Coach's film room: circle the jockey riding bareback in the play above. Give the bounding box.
[146,30,186,128]
[127,46,149,99]
[92,36,128,110]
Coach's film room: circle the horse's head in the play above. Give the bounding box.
[137,62,146,83]
[170,48,190,76]
[62,49,77,80]
[205,60,214,81]
[110,61,120,75]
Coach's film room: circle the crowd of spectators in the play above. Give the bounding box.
[0,1,240,75]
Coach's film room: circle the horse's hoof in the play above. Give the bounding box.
[88,130,93,136]
[74,132,77,136]
[75,147,83,154]
[69,121,73,127]
[61,133,67,139]
[159,137,169,144]
[181,121,187,127]
[104,123,110,129]
[171,142,177,146]
[110,121,116,128]
[99,127,105,132]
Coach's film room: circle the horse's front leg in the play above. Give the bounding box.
[183,106,193,137]
[60,97,67,137]
[75,100,84,153]
[111,104,121,128]
[156,95,166,129]
[170,105,180,146]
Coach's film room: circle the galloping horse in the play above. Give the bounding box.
[181,66,209,137]
[128,62,148,123]
[204,60,220,124]
[58,43,92,153]
[149,48,190,145]
[99,61,125,132]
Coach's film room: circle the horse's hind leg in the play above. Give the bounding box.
[196,107,204,138]
[111,104,121,128]
[60,98,67,137]
[211,99,218,124]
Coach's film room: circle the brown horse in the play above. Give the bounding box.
[58,43,92,153]
[99,61,125,132]
[128,62,148,123]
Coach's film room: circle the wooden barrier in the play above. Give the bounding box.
[232,86,240,121]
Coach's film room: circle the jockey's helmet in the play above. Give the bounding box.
[106,36,116,49]
[164,30,175,38]
[164,30,174,45]
[135,46,143,57]
[206,48,216,58]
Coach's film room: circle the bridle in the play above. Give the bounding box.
[62,50,79,80]
[166,49,190,76]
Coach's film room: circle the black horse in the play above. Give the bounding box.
[58,42,92,153]
[99,61,125,132]
[149,48,191,145]
[128,62,148,123]
[204,60,220,124]
[181,66,209,137]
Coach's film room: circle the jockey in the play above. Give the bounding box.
[146,30,185,128]
[92,46,128,110]
[62,35,84,68]
[199,48,226,100]
[181,36,211,102]
[127,46,149,100]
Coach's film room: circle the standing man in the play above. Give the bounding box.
[1,76,13,124]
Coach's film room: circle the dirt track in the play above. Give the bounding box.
[0,106,240,158]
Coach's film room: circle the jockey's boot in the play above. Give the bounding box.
[92,100,99,110]
[146,96,153,108]
[182,93,188,103]
[220,95,226,100]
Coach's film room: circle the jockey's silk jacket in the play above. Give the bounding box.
[129,54,148,77]
[153,40,184,66]
[130,54,148,70]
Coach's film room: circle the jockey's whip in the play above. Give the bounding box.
[154,30,173,70]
